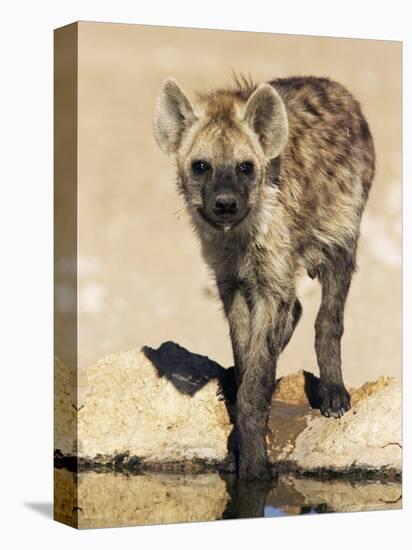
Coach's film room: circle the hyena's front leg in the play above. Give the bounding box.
[217,283,251,473]
[315,251,354,418]
[218,282,250,388]
[237,296,298,480]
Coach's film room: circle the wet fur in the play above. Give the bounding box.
[153,76,375,479]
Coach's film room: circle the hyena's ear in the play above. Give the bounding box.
[243,84,288,158]
[153,78,197,155]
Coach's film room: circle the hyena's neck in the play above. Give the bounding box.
[195,184,295,291]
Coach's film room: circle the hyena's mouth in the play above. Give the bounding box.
[197,207,251,232]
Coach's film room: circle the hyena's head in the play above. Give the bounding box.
[153,78,288,232]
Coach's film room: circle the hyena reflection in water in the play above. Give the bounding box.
[153,75,375,480]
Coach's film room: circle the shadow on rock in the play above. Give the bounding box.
[143,341,237,401]
[143,341,239,467]
[303,372,322,409]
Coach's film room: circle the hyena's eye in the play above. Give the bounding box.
[238,161,254,175]
[191,160,211,175]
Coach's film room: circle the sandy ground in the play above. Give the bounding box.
[56,22,402,387]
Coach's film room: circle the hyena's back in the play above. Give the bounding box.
[255,76,374,258]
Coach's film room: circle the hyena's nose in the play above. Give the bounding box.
[213,193,238,216]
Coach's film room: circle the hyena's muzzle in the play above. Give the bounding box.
[197,162,252,230]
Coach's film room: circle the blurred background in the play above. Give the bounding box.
[61,22,401,386]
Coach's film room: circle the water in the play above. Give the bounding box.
[54,468,402,529]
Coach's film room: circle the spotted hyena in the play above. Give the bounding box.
[153,75,375,479]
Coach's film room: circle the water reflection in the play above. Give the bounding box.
[264,504,328,517]
[54,468,402,529]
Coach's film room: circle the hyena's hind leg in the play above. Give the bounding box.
[280,297,302,352]
[315,247,356,418]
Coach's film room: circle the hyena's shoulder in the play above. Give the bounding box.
[269,76,375,199]
[271,76,353,108]
[271,75,372,144]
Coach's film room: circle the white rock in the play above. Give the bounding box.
[55,342,232,466]
[289,382,401,473]
[55,343,402,476]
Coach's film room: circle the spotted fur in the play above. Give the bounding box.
[153,75,375,479]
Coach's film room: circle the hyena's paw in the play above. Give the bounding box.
[239,459,278,481]
[319,382,351,418]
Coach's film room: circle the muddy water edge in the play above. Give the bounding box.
[54,467,402,528]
